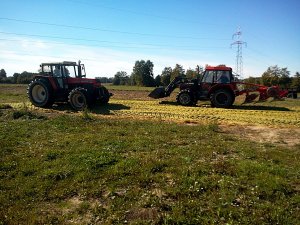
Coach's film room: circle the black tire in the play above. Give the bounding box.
[27,79,53,107]
[176,90,195,106]
[68,88,88,111]
[99,86,110,104]
[210,89,234,108]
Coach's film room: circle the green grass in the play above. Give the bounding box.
[0,110,299,224]
[1,84,300,224]
[0,84,28,103]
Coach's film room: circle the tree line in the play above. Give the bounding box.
[111,60,203,87]
[244,65,300,90]
[1,62,299,91]
[0,70,38,84]
[110,61,300,90]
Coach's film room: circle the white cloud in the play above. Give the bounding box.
[0,36,224,77]
[0,34,244,78]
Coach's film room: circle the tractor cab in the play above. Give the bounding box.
[201,66,233,84]
[197,65,235,99]
[39,61,89,93]
[40,61,86,78]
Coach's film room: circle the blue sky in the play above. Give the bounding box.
[0,0,299,78]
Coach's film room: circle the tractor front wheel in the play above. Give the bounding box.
[27,79,53,107]
[176,90,195,106]
[99,86,110,104]
[210,89,234,108]
[68,88,88,111]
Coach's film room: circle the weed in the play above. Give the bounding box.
[10,104,46,120]
[81,107,93,120]
[0,103,12,109]
[45,152,59,161]
[12,109,45,120]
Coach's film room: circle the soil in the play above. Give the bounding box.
[110,89,176,101]
[220,124,300,148]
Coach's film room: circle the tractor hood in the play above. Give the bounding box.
[67,77,100,85]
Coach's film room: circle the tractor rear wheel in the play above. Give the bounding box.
[210,89,234,108]
[176,90,195,106]
[68,88,88,111]
[27,79,53,107]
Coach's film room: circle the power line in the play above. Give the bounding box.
[0,32,230,51]
[64,0,230,26]
[0,17,231,41]
[0,50,105,63]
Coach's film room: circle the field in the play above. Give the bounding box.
[1,84,300,224]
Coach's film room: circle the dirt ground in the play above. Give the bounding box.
[220,124,300,148]
[110,89,176,101]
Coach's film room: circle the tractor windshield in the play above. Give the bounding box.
[202,71,214,83]
[216,71,230,83]
[202,70,231,84]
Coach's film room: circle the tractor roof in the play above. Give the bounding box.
[40,61,77,66]
[205,65,232,71]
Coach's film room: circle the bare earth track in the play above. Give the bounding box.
[220,124,300,147]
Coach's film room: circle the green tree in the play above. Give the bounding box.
[160,67,172,86]
[131,60,155,86]
[186,68,197,79]
[95,77,113,83]
[13,71,36,84]
[113,71,129,85]
[243,76,261,84]
[0,69,7,78]
[278,67,291,88]
[171,64,185,81]
[261,65,291,87]
[291,72,300,91]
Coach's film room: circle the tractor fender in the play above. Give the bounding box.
[33,75,58,91]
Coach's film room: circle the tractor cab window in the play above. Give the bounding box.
[53,66,62,77]
[63,66,76,78]
[41,65,51,75]
[202,71,214,83]
[216,71,230,83]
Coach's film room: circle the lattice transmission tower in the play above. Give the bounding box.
[231,28,247,77]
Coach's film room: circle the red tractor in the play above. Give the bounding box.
[28,61,112,110]
[149,65,288,107]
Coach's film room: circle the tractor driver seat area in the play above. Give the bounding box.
[53,66,64,89]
